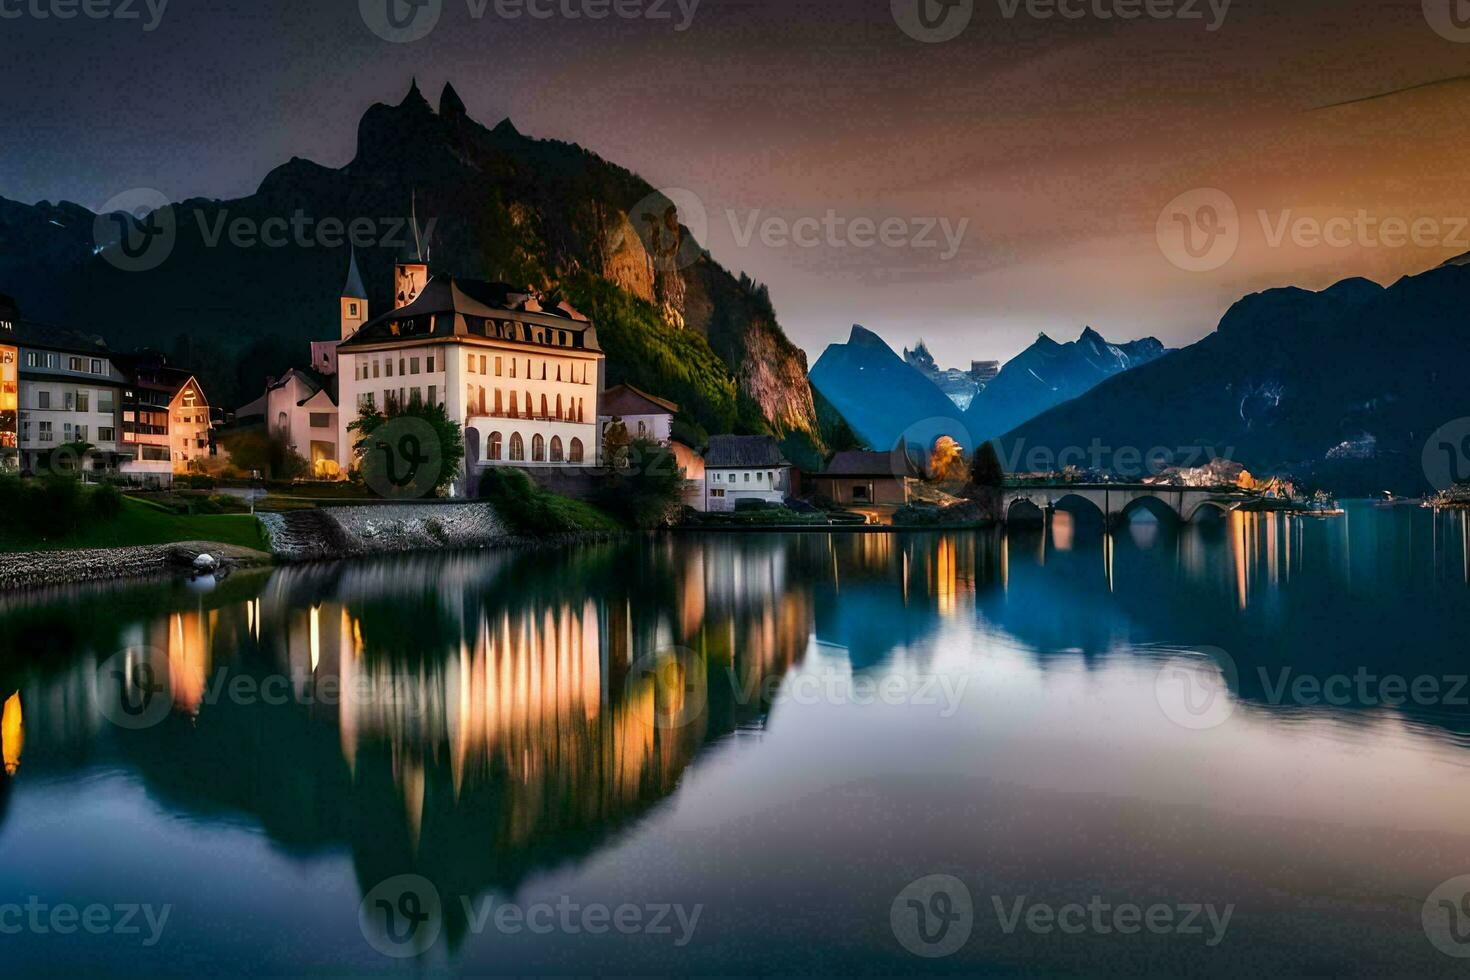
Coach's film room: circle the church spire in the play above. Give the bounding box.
[341,246,368,300]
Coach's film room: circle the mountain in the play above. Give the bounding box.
[963,327,1168,444]
[808,325,964,451]
[902,340,992,410]
[1000,266,1470,494]
[0,80,819,447]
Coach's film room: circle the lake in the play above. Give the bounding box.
[2,504,1470,976]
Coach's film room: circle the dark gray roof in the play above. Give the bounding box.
[704,435,790,468]
[338,275,601,353]
[823,450,910,477]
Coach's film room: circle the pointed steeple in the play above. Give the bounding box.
[398,191,424,264]
[341,247,368,300]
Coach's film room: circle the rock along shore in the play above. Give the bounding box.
[0,542,268,593]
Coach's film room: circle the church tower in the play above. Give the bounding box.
[340,247,369,341]
[394,195,429,309]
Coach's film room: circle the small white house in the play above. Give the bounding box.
[702,435,794,512]
[598,384,677,445]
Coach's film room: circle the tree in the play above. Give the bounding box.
[220,429,308,481]
[348,396,464,498]
[596,437,685,529]
[603,419,632,470]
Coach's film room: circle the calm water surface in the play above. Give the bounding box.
[3,504,1470,976]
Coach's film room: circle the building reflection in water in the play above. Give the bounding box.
[3,507,1469,936]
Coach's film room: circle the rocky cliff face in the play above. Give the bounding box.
[0,81,819,438]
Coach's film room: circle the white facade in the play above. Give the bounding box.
[705,466,792,512]
[336,340,601,478]
[239,370,342,478]
[15,346,125,473]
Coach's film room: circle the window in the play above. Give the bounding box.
[510,359,517,379]
[532,434,545,462]
[550,436,564,462]
[38,421,52,442]
[638,420,648,438]
[142,446,169,462]
[76,425,88,441]
[46,353,58,368]
[98,427,115,442]
[569,438,584,464]
[76,392,89,413]
[309,413,331,428]
[358,393,375,411]
[710,488,726,498]
[744,473,750,482]
[399,358,406,376]
[410,357,420,375]
[91,359,102,374]
[25,352,37,367]
[495,356,502,377]
[63,423,73,441]
[489,432,503,460]
[427,355,435,372]
[69,357,82,372]
[509,391,519,417]
[385,359,394,378]
[509,433,525,461]
[494,389,503,415]
[349,302,359,317]
[372,360,380,379]
[428,385,437,405]
[540,394,549,419]
[479,355,488,374]
[37,391,50,410]
[98,394,114,412]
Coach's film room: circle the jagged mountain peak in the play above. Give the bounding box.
[440,81,466,119]
[847,323,893,350]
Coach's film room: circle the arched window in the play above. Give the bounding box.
[276,411,288,434]
[510,433,525,461]
[509,391,518,417]
[532,434,546,462]
[556,394,563,419]
[550,436,564,462]
[540,394,549,419]
[526,391,533,416]
[489,432,503,461]
[569,438,584,464]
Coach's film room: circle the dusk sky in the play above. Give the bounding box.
[6,0,1470,366]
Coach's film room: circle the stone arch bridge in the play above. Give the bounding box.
[1001,484,1253,526]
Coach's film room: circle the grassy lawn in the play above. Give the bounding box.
[0,496,269,553]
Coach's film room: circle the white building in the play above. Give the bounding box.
[599,384,677,445]
[702,435,795,512]
[10,320,128,475]
[335,271,605,489]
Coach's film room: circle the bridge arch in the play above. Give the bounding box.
[1053,493,1108,527]
[1006,497,1045,525]
[1120,494,1182,524]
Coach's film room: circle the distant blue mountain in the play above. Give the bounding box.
[808,325,964,451]
[963,327,1169,442]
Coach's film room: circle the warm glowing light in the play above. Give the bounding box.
[2,691,22,775]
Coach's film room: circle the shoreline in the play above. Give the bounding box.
[0,541,274,594]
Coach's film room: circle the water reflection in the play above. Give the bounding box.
[0,504,1468,970]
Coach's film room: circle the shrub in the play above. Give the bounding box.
[29,474,84,534]
[595,438,685,529]
[479,468,621,534]
[90,481,124,520]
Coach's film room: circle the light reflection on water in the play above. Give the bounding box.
[0,502,1469,975]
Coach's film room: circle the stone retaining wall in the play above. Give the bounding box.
[0,546,175,592]
[260,502,510,561]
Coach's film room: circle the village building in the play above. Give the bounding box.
[599,384,677,445]
[702,435,794,512]
[335,271,605,484]
[807,449,914,517]
[115,353,214,483]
